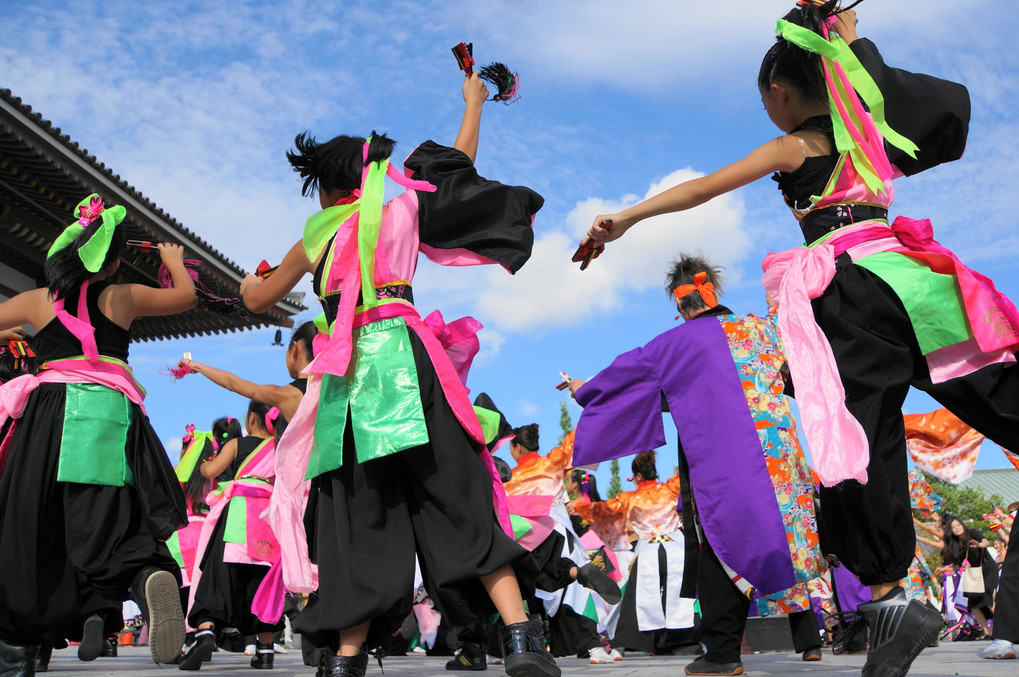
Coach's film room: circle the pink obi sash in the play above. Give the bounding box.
[762,216,1019,487]
[272,302,512,593]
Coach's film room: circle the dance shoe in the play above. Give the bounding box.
[858,587,943,677]
[131,567,185,664]
[500,618,560,677]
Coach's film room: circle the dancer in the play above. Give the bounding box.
[581,3,1011,673]
[574,452,698,656]
[568,254,824,676]
[239,72,552,677]
[182,321,317,437]
[0,194,193,670]
[981,504,1018,659]
[502,426,621,665]
[180,401,284,671]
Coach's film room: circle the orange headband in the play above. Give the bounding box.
[673,271,717,309]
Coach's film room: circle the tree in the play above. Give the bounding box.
[557,398,573,446]
[608,459,622,498]
[919,472,1005,534]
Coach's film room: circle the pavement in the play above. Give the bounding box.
[38,642,1015,677]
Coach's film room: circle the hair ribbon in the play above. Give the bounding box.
[47,194,127,273]
[673,271,718,309]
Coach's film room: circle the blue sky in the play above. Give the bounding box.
[2,0,1018,489]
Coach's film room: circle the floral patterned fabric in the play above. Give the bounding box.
[575,476,683,551]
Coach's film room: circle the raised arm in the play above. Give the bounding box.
[107,243,197,325]
[201,437,238,479]
[584,135,808,246]
[184,359,304,421]
[241,240,314,314]
[453,73,488,163]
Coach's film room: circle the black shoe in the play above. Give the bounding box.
[859,588,943,677]
[801,647,822,661]
[575,563,622,605]
[250,641,275,670]
[500,618,560,677]
[101,637,118,657]
[36,645,52,673]
[446,641,487,671]
[321,652,368,677]
[219,630,247,653]
[78,614,105,661]
[178,631,216,671]
[684,655,744,675]
[131,567,185,664]
[0,639,40,677]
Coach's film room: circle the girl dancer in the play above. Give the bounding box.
[0,194,194,670]
[239,73,553,677]
[180,401,284,671]
[581,3,1011,674]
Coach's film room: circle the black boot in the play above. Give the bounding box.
[0,639,40,677]
[131,566,185,664]
[446,641,487,671]
[321,652,368,677]
[575,563,622,605]
[177,630,215,671]
[858,587,943,677]
[78,614,105,662]
[34,646,51,674]
[250,641,275,670]
[499,618,560,677]
[101,637,119,657]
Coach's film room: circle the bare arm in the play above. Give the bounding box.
[0,289,52,333]
[916,534,944,549]
[201,438,237,479]
[241,240,313,314]
[833,8,858,45]
[585,135,808,245]
[453,73,488,163]
[185,359,303,421]
[107,243,197,326]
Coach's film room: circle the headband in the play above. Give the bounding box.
[673,271,717,310]
[47,194,127,273]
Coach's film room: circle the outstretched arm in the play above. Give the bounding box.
[453,73,488,163]
[201,437,238,479]
[184,359,303,421]
[584,134,808,246]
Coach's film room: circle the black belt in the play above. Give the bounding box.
[318,283,414,323]
[800,204,888,244]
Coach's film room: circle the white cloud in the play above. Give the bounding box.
[518,399,540,417]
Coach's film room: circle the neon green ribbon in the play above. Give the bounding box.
[302,200,361,263]
[175,430,213,483]
[47,194,127,273]
[356,143,389,312]
[775,20,919,195]
[473,405,502,446]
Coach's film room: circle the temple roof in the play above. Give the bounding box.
[0,88,304,342]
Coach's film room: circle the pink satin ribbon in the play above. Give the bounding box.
[52,281,100,363]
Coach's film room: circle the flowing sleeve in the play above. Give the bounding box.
[575,497,631,551]
[850,38,970,176]
[573,346,667,467]
[403,141,543,273]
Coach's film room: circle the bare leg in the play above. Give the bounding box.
[972,608,993,637]
[337,621,370,657]
[480,565,528,625]
[256,631,274,646]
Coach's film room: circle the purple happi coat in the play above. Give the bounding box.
[573,305,823,596]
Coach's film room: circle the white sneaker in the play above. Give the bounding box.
[244,643,256,656]
[273,643,288,654]
[589,645,615,664]
[608,648,623,661]
[981,639,1017,659]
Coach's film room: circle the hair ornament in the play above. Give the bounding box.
[265,406,281,435]
[47,193,127,273]
[673,271,718,311]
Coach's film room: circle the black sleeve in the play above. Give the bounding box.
[403,141,543,274]
[850,38,970,176]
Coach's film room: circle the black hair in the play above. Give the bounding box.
[511,423,539,453]
[757,1,837,107]
[182,436,215,513]
[44,208,126,300]
[290,321,317,359]
[286,131,397,197]
[569,468,602,502]
[493,456,513,483]
[247,399,271,430]
[212,416,242,446]
[664,253,724,315]
[939,513,969,567]
[632,450,659,482]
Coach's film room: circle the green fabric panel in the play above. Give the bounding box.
[473,406,501,445]
[308,374,349,479]
[349,318,428,463]
[166,531,184,568]
[581,593,599,623]
[694,598,701,617]
[510,514,532,541]
[223,497,247,544]
[855,252,971,354]
[57,383,132,486]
